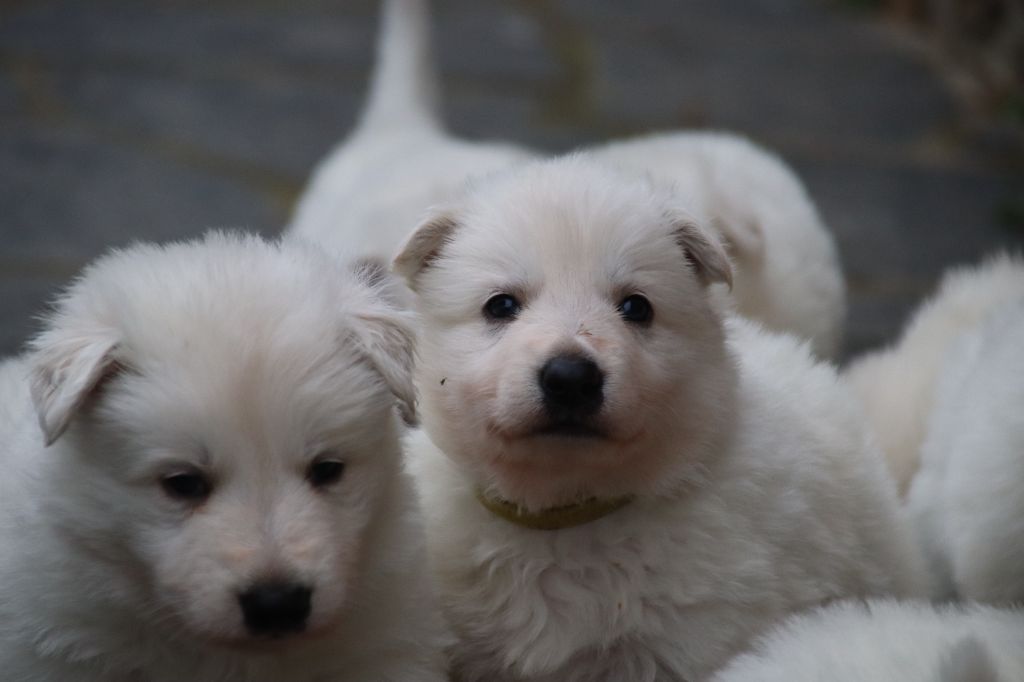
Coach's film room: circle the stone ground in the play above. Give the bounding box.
[1,0,1022,360]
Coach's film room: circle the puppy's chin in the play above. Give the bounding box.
[465,423,682,512]
[500,414,612,442]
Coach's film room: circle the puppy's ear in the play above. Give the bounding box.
[392,210,458,289]
[351,270,419,426]
[29,330,121,446]
[671,216,734,289]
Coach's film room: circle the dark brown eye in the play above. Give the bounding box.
[483,294,521,321]
[308,459,346,489]
[161,470,211,502]
[618,294,653,324]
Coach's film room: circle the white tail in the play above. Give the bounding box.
[357,0,442,132]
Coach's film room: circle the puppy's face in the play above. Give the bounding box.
[29,235,416,647]
[396,159,738,510]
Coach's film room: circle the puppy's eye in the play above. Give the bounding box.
[483,293,521,321]
[618,294,653,324]
[308,459,346,489]
[161,471,211,502]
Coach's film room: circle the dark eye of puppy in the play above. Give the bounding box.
[618,294,653,324]
[308,459,346,489]
[161,470,212,502]
[483,293,521,321]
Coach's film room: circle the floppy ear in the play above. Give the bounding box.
[392,209,459,289]
[29,330,121,446]
[352,307,418,426]
[350,265,419,425]
[671,216,734,289]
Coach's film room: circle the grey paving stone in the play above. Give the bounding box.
[0,72,21,117]
[435,5,555,84]
[0,0,1021,366]
[53,65,363,178]
[575,13,956,144]
[794,157,1024,279]
[0,2,375,74]
[0,123,282,263]
[0,274,70,357]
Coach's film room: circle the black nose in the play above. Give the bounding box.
[238,582,312,636]
[539,355,604,415]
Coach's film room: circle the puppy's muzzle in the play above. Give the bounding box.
[238,581,312,637]
[539,354,604,420]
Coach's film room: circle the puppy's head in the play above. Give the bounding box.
[395,157,738,510]
[28,232,416,647]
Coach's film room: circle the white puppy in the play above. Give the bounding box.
[844,254,1024,494]
[288,0,845,359]
[584,132,844,359]
[711,599,1024,682]
[0,233,449,681]
[906,299,1024,603]
[394,156,924,682]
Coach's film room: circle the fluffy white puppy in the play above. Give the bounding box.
[287,0,534,263]
[906,299,1024,603]
[711,599,1024,682]
[288,0,845,359]
[584,132,843,359]
[394,156,924,682]
[0,233,449,682]
[844,254,1024,494]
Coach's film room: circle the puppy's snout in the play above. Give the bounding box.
[539,355,604,415]
[238,581,312,637]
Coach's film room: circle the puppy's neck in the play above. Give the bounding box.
[475,489,635,531]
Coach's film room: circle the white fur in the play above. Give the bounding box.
[906,299,1024,603]
[0,233,449,681]
[399,157,924,681]
[584,133,844,359]
[287,0,845,359]
[844,253,1024,494]
[711,599,1024,682]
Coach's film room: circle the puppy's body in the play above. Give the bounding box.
[289,0,845,358]
[397,158,923,682]
[844,254,1024,494]
[906,299,1024,603]
[410,320,922,682]
[288,0,534,263]
[711,599,1024,682]
[0,234,448,681]
[585,133,842,358]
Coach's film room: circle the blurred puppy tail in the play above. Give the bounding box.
[357,0,442,133]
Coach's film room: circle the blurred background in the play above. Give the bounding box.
[1,0,1021,360]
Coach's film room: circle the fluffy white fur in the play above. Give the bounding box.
[906,299,1024,603]
[844,254,1024,494]
[712,599,1024,682]
[0,233,449,681]
[288,0,845,359]
[397,156,924,681]
[583,133,843,359]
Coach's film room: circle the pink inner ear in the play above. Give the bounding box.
[393,211,459,285]
[674,222,734,290]
[31,335,121,446]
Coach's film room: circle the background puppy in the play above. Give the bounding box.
[906,299,1024,603]
[711,599,1024,682]
[288,0,845,359]
[0,232,449,681]
[844,254,1024,494]
[396,156,924,682]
